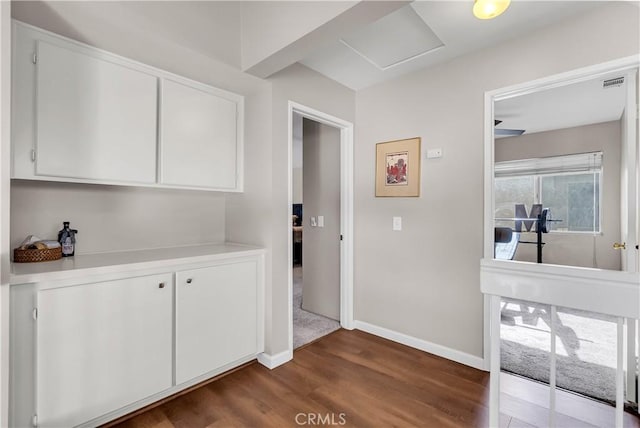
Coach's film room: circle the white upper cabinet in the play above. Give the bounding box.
[35,41,158,183]
[12,21,244,191]
[160,79,239,190]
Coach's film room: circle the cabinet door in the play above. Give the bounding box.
[160,79,238,190]
[35,40,158,183]
[176,261,257,384]
[36,274,172,427]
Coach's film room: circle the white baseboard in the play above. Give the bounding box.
[354,320,486,371]
[257,349,293,370]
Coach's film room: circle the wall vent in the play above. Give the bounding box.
[603,76,624,88]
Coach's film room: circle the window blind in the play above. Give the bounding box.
[495,151,603,178]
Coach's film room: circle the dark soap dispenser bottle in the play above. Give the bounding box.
[58,221,78,257]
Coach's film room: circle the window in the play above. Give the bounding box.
[495,152,602,233]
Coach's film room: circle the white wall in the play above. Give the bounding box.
[301,119,341,320]
[225,84,274,349]
[11,1,269,255]
[1,2,10,285]
[267,63,355,354]
[354,2,639,358]
[228,63,355,355]
[11,181,227,254]
[495,121,622,270]
[13,1,243,69]
[116,1,242,69]
[0,1,10,425]
[10,1,263,93]
[240,1,356,71]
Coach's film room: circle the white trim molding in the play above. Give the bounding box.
[287,101,355,359]
[354,321,485,371]
[257,350,293,370]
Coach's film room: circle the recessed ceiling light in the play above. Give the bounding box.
[473,0,511,20]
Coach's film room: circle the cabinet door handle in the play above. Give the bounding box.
[158,282,165,289]
[186,278,193,284]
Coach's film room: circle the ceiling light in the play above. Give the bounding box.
[473,0,510,19]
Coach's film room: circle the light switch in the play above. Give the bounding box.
[310,217,317,227]
[318,216,324,228]
[426,148,443,159]
[393,216,402,231]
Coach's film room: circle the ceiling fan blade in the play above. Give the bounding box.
[495,128,525,136]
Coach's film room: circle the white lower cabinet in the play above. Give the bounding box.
[37,274,173,428]
[10,248,264,428]
[176,261,258,384]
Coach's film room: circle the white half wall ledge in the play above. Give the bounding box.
[354,321,486,371]
[257,350,293,370]
[480,258,640,319]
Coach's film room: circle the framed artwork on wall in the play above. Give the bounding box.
[375,137,421,197]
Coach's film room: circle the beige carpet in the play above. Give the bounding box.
[501,298,618,403]
[293,267,340,349]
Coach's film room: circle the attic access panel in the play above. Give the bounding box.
[341,5,444,70]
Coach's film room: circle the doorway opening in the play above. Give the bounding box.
[483,58,639,422]
[494,71,636,404]
[287,102,354,355]
[291,114,340,348]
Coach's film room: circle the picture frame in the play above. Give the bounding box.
[375,137,421,197]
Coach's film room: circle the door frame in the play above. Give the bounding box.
[287,101,354,354]
[621,67,639,273]
[482,55,640,369]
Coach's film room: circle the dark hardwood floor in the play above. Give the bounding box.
[107,329,640,428]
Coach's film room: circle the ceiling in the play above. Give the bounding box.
[16,1,632,93]
[300,1,606,90]
[494,71,628,137]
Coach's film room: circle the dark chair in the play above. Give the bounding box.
[495,227,513,243]
[495,227,519,260]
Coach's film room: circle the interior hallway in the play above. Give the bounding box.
[107,329,640,428]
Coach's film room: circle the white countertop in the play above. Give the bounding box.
[11,242,264,284]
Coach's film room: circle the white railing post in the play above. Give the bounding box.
[490,295,501,427]
[549,305,557,427]
[617,317,625,427]
[625,318,637,406]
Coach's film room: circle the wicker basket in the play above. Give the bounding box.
[14,246,62,263]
